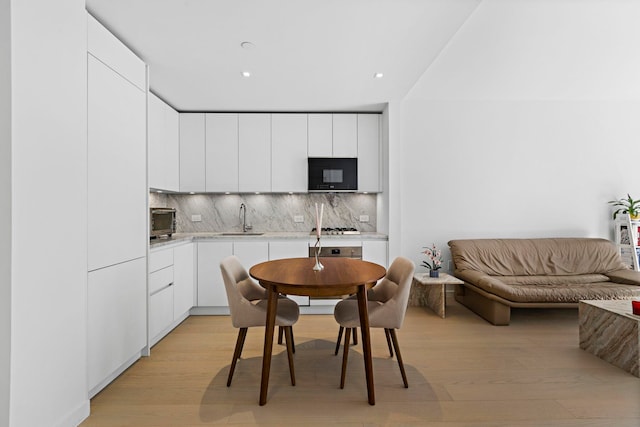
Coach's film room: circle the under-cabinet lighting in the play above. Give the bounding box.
[241,71,251,77]
[225,192,231,195]
[189,192,195,195]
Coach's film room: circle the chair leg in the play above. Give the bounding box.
[384,328,394,357]
[340,327,351,389]
[278,326,284,345]
[290,326,295,354]
[335,326,344,355]
[352,327,358,345]
[284,326,296,386]
[389,329,408,388]
[227,327,248,387]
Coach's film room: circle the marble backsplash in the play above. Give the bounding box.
[149,192,377,233]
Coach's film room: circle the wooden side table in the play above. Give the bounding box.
[409,272,463,318]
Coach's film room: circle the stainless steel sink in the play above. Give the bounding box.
[221,232,264,236]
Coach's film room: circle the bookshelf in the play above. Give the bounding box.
[613,215,640,271]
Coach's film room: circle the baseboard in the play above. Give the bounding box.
[54,399,90,427]
[89,352,142,398]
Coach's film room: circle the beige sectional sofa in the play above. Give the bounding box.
[448,238,640,325]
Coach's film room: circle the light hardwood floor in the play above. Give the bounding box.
[81,298,640,426]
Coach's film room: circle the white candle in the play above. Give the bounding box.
[315,203,321,238]
[319,203,324,232]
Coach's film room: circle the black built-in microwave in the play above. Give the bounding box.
[308,157,358,192]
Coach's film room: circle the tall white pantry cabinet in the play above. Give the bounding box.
[87,14,148,398]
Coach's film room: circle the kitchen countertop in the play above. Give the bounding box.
[149,231,388,249]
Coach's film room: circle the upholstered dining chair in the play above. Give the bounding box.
[333,256,415,389]
[220,255,300,387]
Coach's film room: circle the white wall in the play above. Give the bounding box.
[9,0,89,425]
[398,0,640,271]
[0,0,11,425]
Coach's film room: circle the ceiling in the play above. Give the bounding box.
[85,0,481,112]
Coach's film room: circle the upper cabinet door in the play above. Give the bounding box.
[148,93,179,192]
[165,105,180,191]
[87,14,146,91]
[179,113,206,192]
[206,113,239,192]
[332,114,357,158]
[239,114,271,192]
[88,55,147,271]
[148,93,165,190]
[357,114,381,193]
[307,114,333,157]
[272,114,308,193]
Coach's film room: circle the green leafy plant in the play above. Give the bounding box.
[608,194,640,219]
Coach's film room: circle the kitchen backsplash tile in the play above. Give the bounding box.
[150,193,377,233]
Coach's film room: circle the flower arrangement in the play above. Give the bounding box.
[421,244,443,271]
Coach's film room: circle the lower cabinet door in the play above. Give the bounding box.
[149,285,174,344]
[87,257,147,393]
[173,243,195,317]
[197,241,233,306]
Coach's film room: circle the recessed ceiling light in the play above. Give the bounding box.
[240,41,255,50]
[373,72,384,79]
[241,71,251,77]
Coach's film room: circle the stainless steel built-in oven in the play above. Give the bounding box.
[306,243,363,305]
[150,207,176,239]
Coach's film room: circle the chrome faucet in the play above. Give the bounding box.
[239,203,252,232]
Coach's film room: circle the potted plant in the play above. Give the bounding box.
[421,244,443,278]
[609,194,640,220]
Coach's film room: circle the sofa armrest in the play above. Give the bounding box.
[605,269,640,286]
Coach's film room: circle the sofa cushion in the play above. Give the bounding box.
[499,274,610,286]
[476,280,640,303]
[449,238,626,276]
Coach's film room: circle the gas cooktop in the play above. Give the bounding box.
[311,227,360,235]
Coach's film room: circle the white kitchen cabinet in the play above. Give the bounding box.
[362,240,388,268]
[179,113,206,192]
[149,283,173,344]
[271,114,308,193]
[148,243,195,346]
[308,113,358,159]
[148,92,179,192]
[87,54,147,272]
[206,113,239,192]
[269,240,310,305]
[357,114,381,193]
[234,241,269,269]
[87,14,146,91]
[239,114,271,192]
[173,243,195,318]
[269,240,308,260]
[197,241,233,306]
[308,114,333,157]
[88,257,147,396]
[332,114,358,158]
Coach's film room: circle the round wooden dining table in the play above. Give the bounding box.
[250,257,386,406]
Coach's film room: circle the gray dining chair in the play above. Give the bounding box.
[333,256,415,388]
[220,255,300,387]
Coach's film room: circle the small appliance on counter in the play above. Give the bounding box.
[150,207,176,239]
